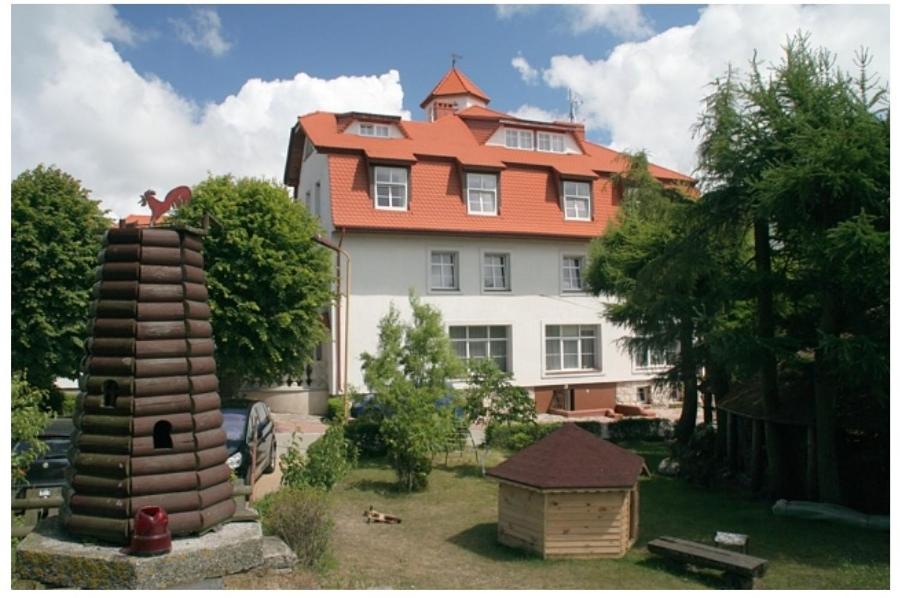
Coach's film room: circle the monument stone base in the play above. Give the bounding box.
[15,516,265,589]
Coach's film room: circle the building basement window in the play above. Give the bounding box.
[449,325,509,372]
[467,173,498,215]
[545,324,599,372]
[373,166,408,210]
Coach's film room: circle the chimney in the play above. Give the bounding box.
[432,101,457,121]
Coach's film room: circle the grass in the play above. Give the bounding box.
[263,441,889,590]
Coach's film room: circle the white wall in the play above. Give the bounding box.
[338,232,658,391]
[296,149,333,234]
[485,126,582,155]
[423,94,487,120]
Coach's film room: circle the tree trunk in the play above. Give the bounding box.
[702,391,714,425]
[754,218,786,498]
[815,291,843,504]
[675,321,698,443]
[710,363,730,459]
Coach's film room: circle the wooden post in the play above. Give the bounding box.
[749,418,764,492]
[806,425,817,500]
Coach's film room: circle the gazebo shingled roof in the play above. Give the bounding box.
[486,424,645,490]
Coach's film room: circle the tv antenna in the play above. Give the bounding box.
[451,53,463,68]
[567,88,582,123]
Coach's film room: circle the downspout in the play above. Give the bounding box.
[312,234,351,420]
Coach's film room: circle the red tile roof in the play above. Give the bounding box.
[486,424,645,490]
[120,214,154,228]
[420,67,491,108]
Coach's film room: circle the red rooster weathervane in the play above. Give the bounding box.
[139,186,192,225]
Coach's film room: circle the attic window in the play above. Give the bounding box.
[537,132,565,153]
[505,128,534,150]
[359,123,390,138]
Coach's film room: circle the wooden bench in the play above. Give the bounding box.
[648,536,769,589]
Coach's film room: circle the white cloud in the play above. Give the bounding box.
[495,5,538,20]
[11,5,409,220]
[170,8,232,57]
[540,4,890,175]
[511,54,538,85]
[566,5,653,40]
[509,104,567,124]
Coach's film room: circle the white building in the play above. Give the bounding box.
[272,67,692,416]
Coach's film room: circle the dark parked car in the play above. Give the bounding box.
[221,401,277,484]
[12,417,73,499]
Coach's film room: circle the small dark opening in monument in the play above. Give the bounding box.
[101,380,118,408]
[153,420,173,449]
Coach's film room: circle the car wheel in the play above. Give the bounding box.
[263,441,277,474]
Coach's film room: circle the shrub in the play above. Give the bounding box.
[258,487,333,568]
[280,424,357,490]
[12,372,50,486]
[606,418,675,441]
[671,423,719,486]
[326,397,345,422]
[345,419,386,457]
[486,422,562,451]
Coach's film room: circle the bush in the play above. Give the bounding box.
[486,422,562,451]
[257,487,333,568]
[671,423,719,486]
[280,424,357,490]
[12,372,51,486]
[345,419,386,457]
[326,397,345,422]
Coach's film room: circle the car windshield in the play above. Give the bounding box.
[43,438,71,457]
[221,411,247,441]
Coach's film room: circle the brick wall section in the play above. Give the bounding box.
[329,154,617,238]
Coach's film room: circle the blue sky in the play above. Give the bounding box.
[113,4,703,132]
[11,4,889,217]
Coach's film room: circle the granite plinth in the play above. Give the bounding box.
[15,516,264,589]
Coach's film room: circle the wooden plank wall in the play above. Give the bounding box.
[497,484,545,556]
[543,489,629,558]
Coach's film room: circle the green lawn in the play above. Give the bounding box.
[303,442,888,590]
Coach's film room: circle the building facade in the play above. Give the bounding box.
[276,67,691,416]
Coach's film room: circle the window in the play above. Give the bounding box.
[302,137,315,161]
[634,345,677,369]
[430,251,458,290]
[467,173,498,215]
[537,132,565,153]
[449,325,509,372]
[374,166,408,210]
[562,256,585,292]
[360,122,390,137]
[482,253,510,291]
[545,325,599,372]
[563,180,591,220]
[314,182,321,217]
[505,128,534,150]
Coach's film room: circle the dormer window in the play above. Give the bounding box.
[563,181,591,221]
[360,122,391,138]
[538,132,565,153]
[466,173,498,216]
[505,128,534,150]
[373,166,408,210]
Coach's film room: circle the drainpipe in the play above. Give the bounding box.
[312,235,351,420]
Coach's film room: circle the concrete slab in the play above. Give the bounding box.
[15,516,264,589]
[262,536,298,570]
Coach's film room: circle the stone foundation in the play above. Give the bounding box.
[615,380,677,407]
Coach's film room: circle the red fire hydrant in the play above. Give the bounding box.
[127,505,172,556]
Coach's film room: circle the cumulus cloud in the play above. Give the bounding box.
[566,5,653,39]
[509,104,567,123]
[511,54,538,85]
[11,5,409,219]
[541,4,889,175]
[495,5,538,20]
[170,7,232,57]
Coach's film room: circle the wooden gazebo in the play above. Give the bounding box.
[486,424,646,559]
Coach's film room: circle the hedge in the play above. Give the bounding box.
[486,418,674,451]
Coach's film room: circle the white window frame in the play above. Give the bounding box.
[466,172,498,216]
[537,131,565,153]
[633,344,678,372]
[373,166,408,211]
[505,128,534,150]
[429,250,459,291]
[561,255,586,293]
[359,122,391,138]
[481,252,510,292]
[544,324,601,373]
[563,180,592,221]
[449,325,511,372]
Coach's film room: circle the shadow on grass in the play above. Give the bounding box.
[348,479,400,494]
[447,523,542,563]
[635,555,730,589]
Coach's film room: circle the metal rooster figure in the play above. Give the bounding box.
[139,186,192,225]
